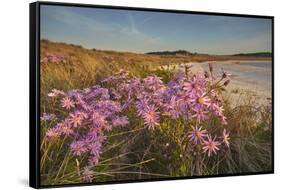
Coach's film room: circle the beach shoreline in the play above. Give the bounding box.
[172,60,272,107]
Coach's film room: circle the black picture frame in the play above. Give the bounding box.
[30,1,274,189]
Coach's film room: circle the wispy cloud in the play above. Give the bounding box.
[41,6,164,52]
[41,5,272,54]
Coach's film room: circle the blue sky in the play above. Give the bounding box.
[41,5,272,55]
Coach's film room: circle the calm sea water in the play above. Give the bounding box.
[198,61,272,92]
[241,62,272,69]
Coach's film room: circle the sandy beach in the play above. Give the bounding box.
[173,60,272,107]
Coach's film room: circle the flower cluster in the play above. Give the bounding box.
[43,64,231,173]
[101,64,231,156]
[44,84,129,168]
[40,52,66,64]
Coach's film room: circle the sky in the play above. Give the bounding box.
[40,5,272,55]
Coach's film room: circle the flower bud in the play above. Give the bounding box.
[208,63,213,73]
[223,79,230,86]
[204,71,210,78]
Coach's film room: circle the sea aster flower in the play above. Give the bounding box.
[46,127,60,140]
[143,105,160,129]
[220,115,228,125]
[112,116,129,127]
[81,166,94,182]
[58,121,73,136]
[192,108,209,123]
[135,98,149,116]
[75,94,85,105]
[183,76,205,95]
[169,96,184,119]
[213,104,225,117]
[143,75,163,91]
[191,92,211,108]
[61,97,75,110]
[188,125,208,144]
[76,111,88,119]
[69,112,83,127]
[88,141,102,156]
[70,140,88,156]
[91,112,107,127]
[40,113,56,121]
[180,93,192,106]
[48,89,65,97]
[44,67,232,170]
[88,155,100,166]
[222,129,230,147]
[202,135,221,157]
[103,123,112,131]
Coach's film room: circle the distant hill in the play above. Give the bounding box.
[146,50,196,56]
[147,50,271,58]
[232,52,272,57]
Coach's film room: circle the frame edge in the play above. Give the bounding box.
[29,1,40,189]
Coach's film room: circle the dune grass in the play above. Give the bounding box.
[39,40,272,185]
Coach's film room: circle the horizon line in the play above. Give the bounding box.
[40,39,272,56]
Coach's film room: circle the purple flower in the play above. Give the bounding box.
[168,96,184,119]
[192,108,209,123]
[202,135,221,157]
[86,87,109,100]
[57,121,73,136]
[74,94,85,105]
[70,140,88,156]
[69,112,83,128]
[188,126,208,144]
[143,75,164,91]
[142,105,160,129]
[212,104,224,116]
[61,97,75,110]
[135,98,149,116]
[220,115,228,125]
[40,113,56,121]
[43,67,232,171]
[88,155,100,166]
[41,52,66,64]
[88,141,102,156]
[222,129,230,148]
[81,166,94,182]
[48,89,65,97]
[174,72,186,82]
[46,127,60,140]
[91,112,107,127]
[191,92,211,108]
[183,76,205,95]
[112,116,129,127]
[103,124,112,132]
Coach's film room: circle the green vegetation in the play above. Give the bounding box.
[40,40,272,185]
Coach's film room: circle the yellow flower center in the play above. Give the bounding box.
[193,83,199,88]
[184,97,189,102]
[224,136,230,141]
[149,111,155,116]
[197,97,204,104]
[175,106,180,111]
[195,131,201,137]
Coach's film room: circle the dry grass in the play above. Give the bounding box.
[40,40,272,185]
